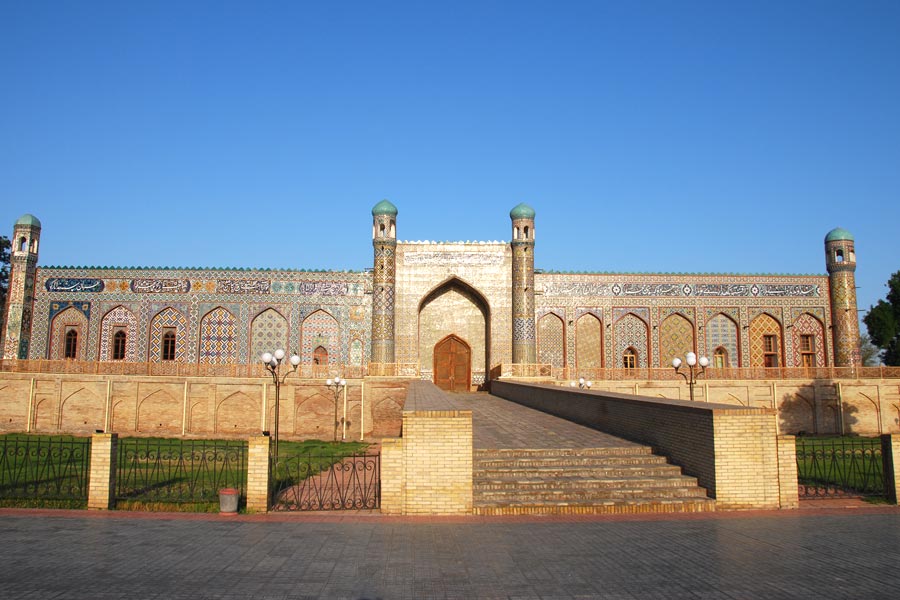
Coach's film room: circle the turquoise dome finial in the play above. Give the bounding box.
[15,214,41,228]
[825,227,853,243]
[509,203,535,220]
[372,199,398,217]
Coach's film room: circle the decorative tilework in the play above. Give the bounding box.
[301,310,339,365]
[199,307,238,364]
[537,313,565,368]
[749,313,782,367]
[48,306,88,360]
[575,313,603,370]
[706,313,739,368]
[99,306,139,362]
[792,312,826,367]
[148,307,189,362]
[250,308,288,362]
[613,307,649,324]
[350,338,363,366]
[659,313,694,367]
[615,313,648,368]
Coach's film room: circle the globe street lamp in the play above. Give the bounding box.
[261,349,301,459]
[569,377,593,389]
[326,377,346,442]
[672,351,709,402]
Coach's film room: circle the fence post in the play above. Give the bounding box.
[246,435,270,513]
[777,435,799,509]
[881,434,900,504]
[87,433,118,510]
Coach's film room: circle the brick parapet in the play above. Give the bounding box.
[87,433,117,510]
[245,435,270,513]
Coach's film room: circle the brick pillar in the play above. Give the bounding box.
[380,437,404,514]
[246,435,270,513]
[881,434,900,505]
[87,433,117,510]
[777,435,799,509]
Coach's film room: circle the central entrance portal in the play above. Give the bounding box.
[433,334,471,392]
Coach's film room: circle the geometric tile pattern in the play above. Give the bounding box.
[792,312,826,368]
[48,306,88,360]
[349,338,363,366]
[575,313,603,370]
[615,313,648,368]
[199,307,237,364]
[706,313,738,368]
[301,309,340,365]
[148,307,189,362]
[658,313,694,367]
[537,312,565,368]
[99,306,139,362]
[749,313,781,368]
[249,308,288,363]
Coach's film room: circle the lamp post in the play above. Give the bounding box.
[569,377,593,389]
[326,377,346,442]
[261,349,300,459]
[672,351,709,402]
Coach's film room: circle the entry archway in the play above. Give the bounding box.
[433,334,471,392]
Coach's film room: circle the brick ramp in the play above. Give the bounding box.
[408,386,714,515]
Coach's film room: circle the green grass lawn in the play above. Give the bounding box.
[0,434,91,509]
[795,436,885,496]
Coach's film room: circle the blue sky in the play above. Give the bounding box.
[1,1,898,319]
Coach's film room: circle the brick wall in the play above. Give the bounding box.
[491,380,792,509]
[87,433,117,510]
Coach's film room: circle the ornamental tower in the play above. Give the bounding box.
[371,200,397,365]
[510,203,536,364]
[2,214,41,359]
[825,227,861,367]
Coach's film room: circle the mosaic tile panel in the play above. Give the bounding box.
[301,310,339,365]
[148,307,189,362]
[350,338,363,366]
[749,313,782,367]
[706,313,739,368]
[99,306,139,362]
[250,308,289,362]
[615,313,648,368]
[537,313,565,368]
[199,307,238,364]
[575,313,603,370]
[48,306,88,360]
[792,312,826,367]
[658,313,694,367]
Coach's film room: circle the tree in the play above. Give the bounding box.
[859,334,881,366]
[863,271,900,366]
[0,235,9,332]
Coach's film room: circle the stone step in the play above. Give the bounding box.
[475,455,669,469]
[475,474,701,491]
[473,497,716,516]
[474,464,685,479]
[475,485,710,501]
[475,447,652,458]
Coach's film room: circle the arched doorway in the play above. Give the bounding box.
[433,334,471,392]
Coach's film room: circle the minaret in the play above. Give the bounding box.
[371,200,397,365]
[825,227,860,367]
[2,214,41,359]
[510,203,536,364]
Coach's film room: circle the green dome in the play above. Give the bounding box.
[372,200,398,217]
[15,214,41,228]
[509,203,535,220]
[825,227,853,243]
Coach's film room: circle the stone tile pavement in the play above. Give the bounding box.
[1,507,898,599]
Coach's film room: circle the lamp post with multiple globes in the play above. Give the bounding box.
[260,349,301,459]
[569,377,593,389]
[671,351,709,402]
[326,377,346,442]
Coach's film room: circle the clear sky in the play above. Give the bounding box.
[1,1,898,320]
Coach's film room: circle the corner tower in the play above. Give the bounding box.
[371,200,397,365]
[2,214,41,359]
[510,203,536,364]
[825,227,861,367]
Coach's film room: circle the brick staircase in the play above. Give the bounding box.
[473,446,715,515]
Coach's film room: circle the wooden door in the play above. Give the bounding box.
[433,335,471,392]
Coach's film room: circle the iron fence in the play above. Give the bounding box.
[270,451,380,511]
[795,436,886,499]
[116,438,247,508]
[0,435,90,505]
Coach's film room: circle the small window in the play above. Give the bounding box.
[623,348,637,369]
[763,334,779,368]
[800,335,816,367]
[113,330,127,360]
[524,225,530,239]
[313,346,328,365]
[835,249,844,263]
[64,329,78,359]
[713,347,728,368]
[18,237,27,252]
[162,329,176,361]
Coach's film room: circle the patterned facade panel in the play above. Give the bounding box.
[250,308,289,362]
[148,307,189,362]
[706,313,739,368]
[48,306,89,360]
[349,338,363,366]
[749,313,782,367]
[199,307,238,364]
[792,312,827,367]
[537,313,565,368]
[301,310,340,365]
[615,313,648,368]
[575,313,603,370]
[658,313,694,367]
[99,306,139,362]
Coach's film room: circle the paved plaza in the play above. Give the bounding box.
[1,508,898,599]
